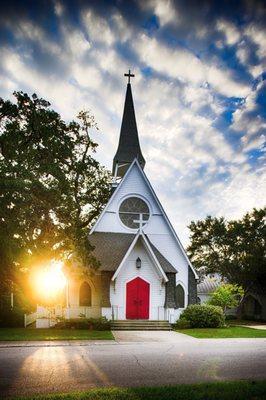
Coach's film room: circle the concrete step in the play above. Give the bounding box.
[112,327,171,331]
[112,321,169,326]
[111,320,172,331]
[112,320,170,323]
[111,322,171,325]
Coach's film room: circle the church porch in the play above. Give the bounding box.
[65,273,104,319]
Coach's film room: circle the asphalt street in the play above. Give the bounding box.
[0,331,266,398]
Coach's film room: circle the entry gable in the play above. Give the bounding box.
[112,232,169,282]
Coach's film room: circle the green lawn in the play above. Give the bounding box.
[0,328,114,341]
[176,325,266,338]
[11,381,266,400]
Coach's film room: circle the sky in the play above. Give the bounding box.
[0,0,265,245]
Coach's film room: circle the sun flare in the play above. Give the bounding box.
[33,260,66,299]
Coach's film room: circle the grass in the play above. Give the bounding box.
[176,325,266,338]
[10,381,266,400]
[0,328,114,341]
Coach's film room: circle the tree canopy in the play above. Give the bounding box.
[0,91,110,298]
[208,283,244,313]
[188,208,266,295]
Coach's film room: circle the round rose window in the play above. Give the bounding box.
[119,197,150,229]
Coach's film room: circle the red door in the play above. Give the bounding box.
[126,277,150,319]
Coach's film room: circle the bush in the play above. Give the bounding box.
[172,319,191,329]
[180,304,225,328]
[208,284,243,313]
[54,317,111,330]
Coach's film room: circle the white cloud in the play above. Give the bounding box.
[236,38,265,78]
[54,1,64,17]
[140,0,179,26]
[236,42,249,64]
[134,34,250,97]
[11,20,61,56]
[183,84,224,114]
[245,24,266,60]
[232,80,266,152]
[242,134,265,152]
[216,19,241,46]
[82,9,115,46]
[63,28,91,57]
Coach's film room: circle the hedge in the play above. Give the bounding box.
[180,304,225,328]
[54,317,111,330]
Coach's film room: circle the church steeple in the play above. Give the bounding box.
[112,71,145,178]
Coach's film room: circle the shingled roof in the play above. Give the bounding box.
[197,274,222,294]
[112,83,145,176]
[88,232,176,273]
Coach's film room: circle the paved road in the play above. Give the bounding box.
[0,331,266,398]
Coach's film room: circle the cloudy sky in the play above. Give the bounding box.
[0,0,265,245]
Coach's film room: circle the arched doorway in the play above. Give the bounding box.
[79,282,92,307]
[126,277,150,319]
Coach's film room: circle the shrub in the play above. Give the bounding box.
[173,319,191,329]
[180,304,225,328]
[208,284,244,313]
[54,317,111,330]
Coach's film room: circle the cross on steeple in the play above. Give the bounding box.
[124,69,135,84]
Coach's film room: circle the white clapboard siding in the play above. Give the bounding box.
[95,163,162,233]
[147,233,188,293]
[94,161,189,286]
[110,240,166,320]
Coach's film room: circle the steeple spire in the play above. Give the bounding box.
[112,71,145,178]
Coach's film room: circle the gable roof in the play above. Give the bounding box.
[112,232,169,282]
[146,237,176,274]
[88,231,176,274]
[197,274,222,294]
[90,159,198,279]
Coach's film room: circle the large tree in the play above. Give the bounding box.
[188,208,266,297]
[0,92,110,301]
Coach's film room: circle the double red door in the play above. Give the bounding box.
[126,277,150,319]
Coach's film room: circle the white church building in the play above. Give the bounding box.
[64,72,198,325]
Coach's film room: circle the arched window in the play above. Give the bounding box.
[176,284,185,308]
[119,197,150,229]
[79,282,92,307]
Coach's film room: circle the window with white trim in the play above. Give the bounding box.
[119,197,150,229]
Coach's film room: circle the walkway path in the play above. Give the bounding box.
[112,329,196,342]
[242,325,266,330]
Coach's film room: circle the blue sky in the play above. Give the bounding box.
[0,0,265,245]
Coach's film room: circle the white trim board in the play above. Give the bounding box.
[111,231,168,283]
[90,158,198,279]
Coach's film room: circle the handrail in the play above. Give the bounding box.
[24,312,37,327]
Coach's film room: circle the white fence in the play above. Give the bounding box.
[65,306,101,319]
[24,312,37,327]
